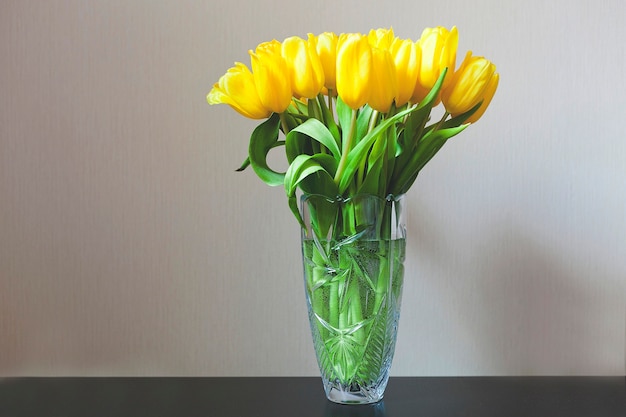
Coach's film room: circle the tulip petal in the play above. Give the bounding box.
[311,32,338,92]
[336,33,372,110]
[207,63,270,119]
[368,47,397,113]
[442,51,497,117]
[250,41,293,113]
[467,72,499,123]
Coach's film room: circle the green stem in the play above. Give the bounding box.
[372,202,392,317]
[368,110,380,133]
[356,110,379,189]
[279,112,291,135]
[348,270,365,345]
[309,97,322,121]
[329,280,339,329]
[311,247,328,338]
[308,218,405,385]
[333,109,358,185]
[372,241,390,316]
[411,115,429,153]
[327,90,334,117]
[433,111,450,132]
[412,111,449,154]
[337,274,349,331]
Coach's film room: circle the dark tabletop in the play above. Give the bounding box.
[0,377,624,417]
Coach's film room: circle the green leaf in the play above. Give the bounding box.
[390,124,468,194]
[355,105,374,144]
[385,126,396,191]
[317,94,340,144]
[290,99,309,115]
[441,100,482,129]
[285,154,333,197]
[284,154,338,228]
[418,101,482,141]
[401,68,448,150]
[336,96,353,150]
[288,196,304,229]
[357,154,383,196]
[235,157,250,172]
[284,130,312,164]
[248,113,285,186]
[307,96,322,120]
[337,107,414,195]
[237,138,285,172]
[357,127,388,195]
[394,69,450,186]
[286,118,341,162]
[416,125,468,170]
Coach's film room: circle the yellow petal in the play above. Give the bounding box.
[442,51,497,116]
[467,72,499,123]
[311,32,338,91]
[250,41,293,113]
[336,33,372,110]
[417,26,458,90]
[390,38,419,107]
[368,47,397,113]
[282,36,325,99]
[207,63,270,119]
[368,27,395,50]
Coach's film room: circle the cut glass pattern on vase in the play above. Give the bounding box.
[301,194,406,404]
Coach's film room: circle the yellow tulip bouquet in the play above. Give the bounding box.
[208,26,498,403]
[209,26,497,228]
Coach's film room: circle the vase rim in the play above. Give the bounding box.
[301,193,405,204]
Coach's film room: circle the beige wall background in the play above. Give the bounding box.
[1,0,625,376]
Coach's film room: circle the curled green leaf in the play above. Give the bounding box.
[286,118,342,162]
[248,113,285,186]
[285,154,338,227]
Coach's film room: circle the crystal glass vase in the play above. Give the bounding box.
[300,194,406,404]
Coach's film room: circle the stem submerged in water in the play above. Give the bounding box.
[301,195,405,398]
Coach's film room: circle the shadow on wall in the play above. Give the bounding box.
[407,202,622,375]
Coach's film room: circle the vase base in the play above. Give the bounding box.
[325,383,385,404]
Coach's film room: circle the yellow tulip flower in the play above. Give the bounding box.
[368,47,398,113]
[311,32,338,92]
[410,46,431,104]
[281,36,325,99]
[467,72,498,123]
[249,40,293,114]
[207,62,271,119]
[336,33,372,110]
[389,37,419,107]
[441,51,498,121]
[417,26,458,90]
[368,27,395,50]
